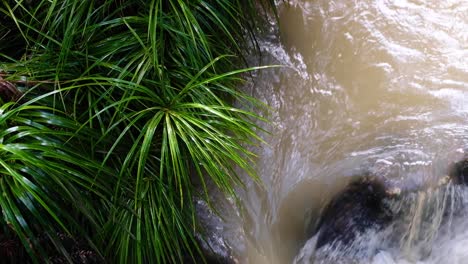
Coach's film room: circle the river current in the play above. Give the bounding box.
[224,1,468,263]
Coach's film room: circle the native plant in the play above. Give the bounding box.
[0,0,276,262]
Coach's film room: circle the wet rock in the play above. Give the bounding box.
[313,176,394,250]
[296,158,468,263]
[448,158,468,185]
[191,197,245,264]
[312,157,468,251]
[193,199,240,264]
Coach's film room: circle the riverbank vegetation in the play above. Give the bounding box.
[0,0,275,262]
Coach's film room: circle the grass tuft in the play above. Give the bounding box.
[0,0,277,262]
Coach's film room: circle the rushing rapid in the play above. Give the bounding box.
[220,0,468,263]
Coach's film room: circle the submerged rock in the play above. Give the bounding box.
[313,176,394,250]
[296,158,468,263]
[448,158,468,185]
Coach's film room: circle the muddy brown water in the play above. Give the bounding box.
[217,1,468,263]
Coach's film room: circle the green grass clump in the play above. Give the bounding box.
[0,0,276,262]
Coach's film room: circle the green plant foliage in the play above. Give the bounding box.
[0,0,276,262]
[0,100,110,262]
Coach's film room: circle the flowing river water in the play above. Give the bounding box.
[216,1,468,263]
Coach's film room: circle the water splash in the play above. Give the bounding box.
[294,183,468,263]
[232,0,468,262]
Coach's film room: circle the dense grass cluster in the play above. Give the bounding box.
[0,0,275,262]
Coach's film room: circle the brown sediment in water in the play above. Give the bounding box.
[230,0,468,262]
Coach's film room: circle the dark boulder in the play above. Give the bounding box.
[448,158,468,185]
[313,176,395,250]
